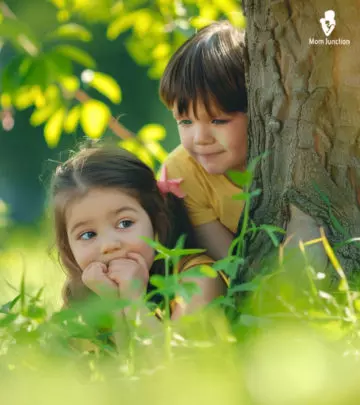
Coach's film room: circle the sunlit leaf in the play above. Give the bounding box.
[30,104,58,126]
[152,43,171,59]
[56,9,71,22]
[54,45,96,68]
[190,16,215,29]
[13,87,35,110]
[64,105,81,133]
[44,107,66,148]
[85,71,122,104]
[51,0,66,7]
[46,23,93,42]
[138,124,166,142]
[133,10,153,36]
[227,10,246,28]
[119,138,139,154]
[60,75,80,93]
[80,100,110,138]
[137,148,154,169]
[145,142,168,163]
[0,93,12,108]
[107,13,136,40]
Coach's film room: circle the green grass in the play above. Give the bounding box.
[1,218,360,405]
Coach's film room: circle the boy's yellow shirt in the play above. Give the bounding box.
[165,145,244,234]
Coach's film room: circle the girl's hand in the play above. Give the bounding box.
[81,261,119,298]
[107,252,149,300]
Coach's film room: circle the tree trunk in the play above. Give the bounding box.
[240,0,360,279]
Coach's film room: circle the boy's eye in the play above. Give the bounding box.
[79,231,96,240]
[212,119,229,125]
[177,119,192,126]
[117,219,134,229]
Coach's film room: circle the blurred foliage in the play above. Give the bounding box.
[1,229,360,404]
[0,0,245,167]
[0,199,9,248]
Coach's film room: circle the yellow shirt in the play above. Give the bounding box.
[165,145,244,234]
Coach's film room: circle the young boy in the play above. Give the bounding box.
[159,21,248,260]
[160,21,328,272]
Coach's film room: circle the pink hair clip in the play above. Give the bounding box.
[157,165,186,198]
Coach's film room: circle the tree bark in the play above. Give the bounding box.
[240,0,360,279]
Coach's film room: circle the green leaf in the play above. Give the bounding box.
[46,23,93,42]
[149,275,165,289]
[247,150,270,173]
[44,107,66,148]
[21,58,49,89]
[179,265,218,280]
[229,281,259,293]
[138,124,166,141]
[20,272,26,312]
[232,192,250,201]
[1,56,29,93]
[54,45,96,68]
[171,248,206,257]
[0,295,20,314]
[250,189,262,198]
[80,100,110,139]
[177,282,202,302]
[227,170,253,187]
[142,236,171,256]
[0,313,18,327]
[45,51,73,79]
[85,71,122,104]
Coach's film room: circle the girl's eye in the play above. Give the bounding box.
[79,231,96,241]
[117,219,134,229]
[212,119,229,125]
[177,119,192,126]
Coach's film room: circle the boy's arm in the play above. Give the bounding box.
[171,273,226,320]
[194,220,234,261]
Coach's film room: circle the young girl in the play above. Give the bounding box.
[50,146,226,324]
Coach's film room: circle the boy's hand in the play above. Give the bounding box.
[81,261,119,298]
[107,252,149,300]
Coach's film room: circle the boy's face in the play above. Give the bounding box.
[173,101,248,175]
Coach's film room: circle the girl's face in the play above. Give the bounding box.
[65,187,155,273]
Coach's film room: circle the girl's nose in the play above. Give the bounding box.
[101,234,122,255]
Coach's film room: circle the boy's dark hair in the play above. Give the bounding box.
[51,146,198,305]
[159,20,247,117]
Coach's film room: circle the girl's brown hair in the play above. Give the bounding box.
[51,146,197,305]
[159,20,247,117]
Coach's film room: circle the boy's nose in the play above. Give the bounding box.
[194,126,215,145]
